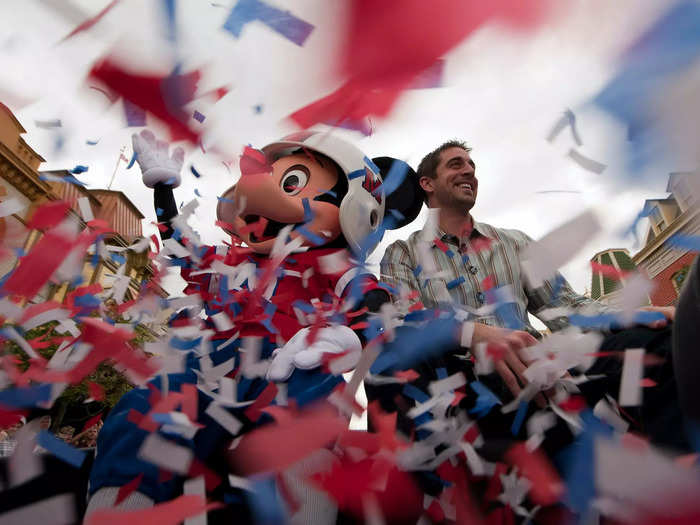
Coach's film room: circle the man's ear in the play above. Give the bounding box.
[418,176,433,194]
[372,157,424,229]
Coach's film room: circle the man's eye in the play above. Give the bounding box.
[280,168,309,195]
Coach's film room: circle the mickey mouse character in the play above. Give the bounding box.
[86,130,424,522]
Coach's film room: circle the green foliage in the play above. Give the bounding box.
[3,313,158,432]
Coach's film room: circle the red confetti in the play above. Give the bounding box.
[239,146,272,176]
[84,495,220,525]
[26,200,71,230]
[640,378,658,388]
[0,406,27,427]
[481,275,496,291]
[2,227,76,298]
[590,261,631,280]
[393,369,420,382]
[243,382,278,422]
[88,381,105,401]
[115,473,143,506]
[504,443,564,506]
[82,412,103,432]
[89,58,202,143]
[181,384,198,423]
[227,403,347,476]
[557,395,587,413]
[61,0,120,41]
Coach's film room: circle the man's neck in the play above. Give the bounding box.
[435,206,474,238]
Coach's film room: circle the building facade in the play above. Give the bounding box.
[0,102,167,306]
[590,172,699,307]
[590,248,639,307]
[631,172,699,306]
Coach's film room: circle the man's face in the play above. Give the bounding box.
[421,147,478,211]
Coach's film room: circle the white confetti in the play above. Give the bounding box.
[138,433,193,475]
[77,196,94,222]
[183,476,207,525]
[522,209,601,288]
[205,402,243,436]
[0,493,75,525]
[618,348,644,407]
[567,148,607,174]
[0,198,25,218]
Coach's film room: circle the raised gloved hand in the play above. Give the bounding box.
[131,129,184,188]
[266,325,362,382]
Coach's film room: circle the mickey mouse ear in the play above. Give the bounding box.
[372,157,424,230]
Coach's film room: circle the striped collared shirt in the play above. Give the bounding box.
[379,217,602,334]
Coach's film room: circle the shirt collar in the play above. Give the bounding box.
[423,218,491,245]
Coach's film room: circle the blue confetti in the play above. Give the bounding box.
[593,1,700,170]
[347,169,365,180]
[253,104,264,114]
[301,198,313,223]
[193,109,206,123]
[70,165,89,174]
[379,158,410,197]
[511,400,529,436]
[190,165,202,178]
[217,195,235,204]
[295,226,325,245]
[403,384,430,404]
[555,410,613,515]
[86,139,100,146]
[162,0,177,42]
[436,367,447,380]
[39,173,87,187]
[363,156,380,174]
[446,277,464,290]
[126,151,138,169]
[412,265,423,278]
[314,189,336,199]
[370,316,460,375]
[194,188,202,197]
[170,336,203,350]
[223,0,314,47]
[37,430,86,468]
[124,99,146,127]
[0,384,51,408]
[246,476,286,524]
[156,207,164,216]
[261,301,278,334]
[377,282,398,296]
[110,253,126,265]
[668,233,700,252]
[469,381,501,419]
[292,300,315,314]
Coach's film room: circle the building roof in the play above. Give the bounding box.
[667,171,696,193]
[87,189,145,219]
[0,102,26,133]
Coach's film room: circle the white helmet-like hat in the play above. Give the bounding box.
[261,131,386,255]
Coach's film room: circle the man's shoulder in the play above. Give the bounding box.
[385,229,425,250]
[381,230,424,264]
[476,221,531,244]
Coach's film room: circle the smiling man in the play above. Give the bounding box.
[379,140,678,405]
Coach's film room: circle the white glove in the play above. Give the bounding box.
[266,325,362,382]
[131,129,184,188]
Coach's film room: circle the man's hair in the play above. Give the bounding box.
[417,140,471,204]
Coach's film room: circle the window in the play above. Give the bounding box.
[649,206,666,231]
[672,265,690,294]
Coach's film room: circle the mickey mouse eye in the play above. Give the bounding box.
[280,165,310,195]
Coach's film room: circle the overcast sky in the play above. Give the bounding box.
[0,0,685,299]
